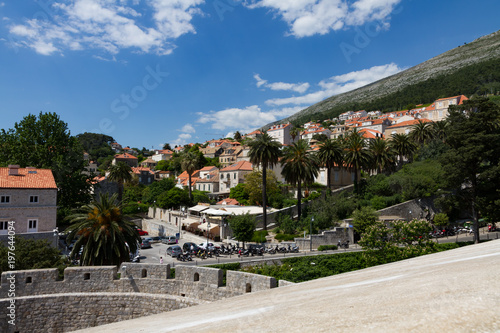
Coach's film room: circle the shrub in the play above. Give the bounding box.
[275,233,298,242]
[251,230,268,243]
[317,245,338,251]
[434,243,459,251]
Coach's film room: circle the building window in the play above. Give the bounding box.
[234,173,236,179]
[0,221,8,235]
[334,171,339,182]
[0,196,10,204]
[29,195,39,203]
[28,219,38,232]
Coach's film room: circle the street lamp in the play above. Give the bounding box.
[53,227,59,250]
[310,216,314,252]
[206,220,211,252]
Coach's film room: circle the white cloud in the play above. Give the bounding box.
[194,104,302,136]
[246,0,401,37]
[180,123,196,133]
[7,0,204,55]
[266,63,403,106]
[254,74,310,93]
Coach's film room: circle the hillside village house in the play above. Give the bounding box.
[152,149,173,162]
[385,118,432,136]
[195,170,220,198]
[424,95,468,121]
[112,153,138,167]
[131,167,155,185]
[301,126,332,143]
[219,161,253,194]
[110,142,122,152]
[140,158,157,169]
[0,165,58,246]
[267,123,294,145]
[219,147,242,168]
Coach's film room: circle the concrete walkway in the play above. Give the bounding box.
[75,239,500,333]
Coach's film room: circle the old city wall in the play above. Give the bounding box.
[0,264,279,333]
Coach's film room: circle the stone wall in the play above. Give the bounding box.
[0,293,198,333]
[0,263,283,332]
[376,198,437,221]
[226,270,277,293]
[294,228,353,250]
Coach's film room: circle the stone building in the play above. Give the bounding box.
[0,165,57,246]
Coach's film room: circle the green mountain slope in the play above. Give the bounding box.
[269,30,500,126]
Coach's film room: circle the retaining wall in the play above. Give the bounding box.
[0,263,281,332]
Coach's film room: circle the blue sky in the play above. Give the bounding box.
[1,0,499,150]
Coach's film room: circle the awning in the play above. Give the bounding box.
[197,223,220,232]
[188,205,210,213]
[203,208,232,216]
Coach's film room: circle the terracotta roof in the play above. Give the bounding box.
[358,128,384,140]
[114,153,138,160]
[268,123,291,131]
[386,119,432,129]
[0,167,57,189]
[131,167,154,175]
[200,166,218,172]
[217,198,240,205]
[221,161,253,172]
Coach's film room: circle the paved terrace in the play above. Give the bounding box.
[75,239,500,333]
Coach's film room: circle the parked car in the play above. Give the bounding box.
[151,236,162,243]
[183,242,200,254]
[161,236,177,245]
[140,239,152,249]
[166,245,182,257]
[142,237,154,243]
[135,227,148,236]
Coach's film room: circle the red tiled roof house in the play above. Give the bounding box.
[0,165,58,245]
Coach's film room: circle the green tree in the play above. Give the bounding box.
[0,112,93,224]
[156,187,191,209]
[244,170,280,207]
[317,138,344,190]
[248,132,282,230]
[368,137,395,174]
[234,131,242,141]
[228,212,256,248]
[433,212,449,227]
[0,237,68,274]
[107,162,132,203]
[65,193,141,266]
[431,120,448,143]
[163,143,172,150]
[389,133,416,168]
[343,130,371,193]
[410,120,434,146]
[440,97,500,243]
[181,152,201,201]
[351,206,379,236]
[229,183,249,205]
[141,177,176,204]
[359,219,434,266]
[281,139,319,221]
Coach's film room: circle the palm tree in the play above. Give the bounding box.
[248,132,282,230]
[368,137,395,174]
[65,193,141,266]
[432,120,448,143]
[409,120,434,145]
[281,139,319,221]
[390,133,417,168]
[343,130,371,193]
[107,162,132,203]
[316,138,343,190]
[181,151,200,201]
